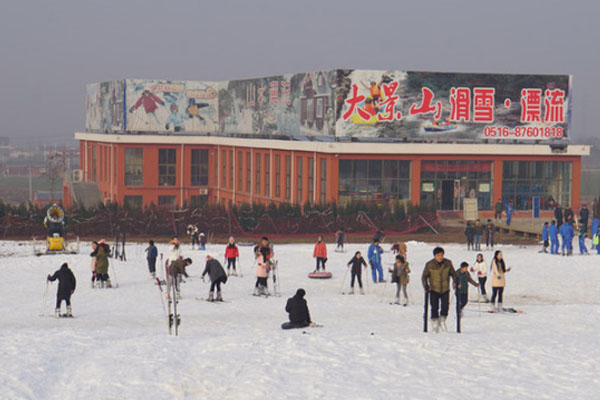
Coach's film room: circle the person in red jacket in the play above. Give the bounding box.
[312,235,327,272]
[224,236,240,276]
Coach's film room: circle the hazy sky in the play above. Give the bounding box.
[0,0,598,143]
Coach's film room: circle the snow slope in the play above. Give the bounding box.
[1,240,599,399]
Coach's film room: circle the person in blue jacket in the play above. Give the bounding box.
[367,239,384,283]
[549,220,559,255]
[591,217,600,250]
[567,222,575,255]
[505,200,515,226]
[541,222,549,253]
[578,225,589,255]
[559,222,570,256]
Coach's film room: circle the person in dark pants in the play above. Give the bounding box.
[564,205,574,224]
[47,263,77,317]
[347,251,367,294]
[464,221,475,251]
[485,219,495,249]
[494,199,503,220]
[471,253,488,302]
[224,236,239,276]
[422,247,458,333]
[201,255,228,301]
[145,240,158,278]
[554,204,564,228]
[490,250,511,312]
[456,262,479,315]
[579,205,589,233]
[281,288,312,330]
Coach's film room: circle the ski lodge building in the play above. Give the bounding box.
[69,70,590,217]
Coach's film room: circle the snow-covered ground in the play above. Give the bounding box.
[1,240,599,400]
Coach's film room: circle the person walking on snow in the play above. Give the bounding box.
[578,225,589,255]
[541,222,549,253]
[549,220,560,254]
[421,247,457,333]
[390,255,410,305]
[224,236,240,276]
[456,262,479,315]
[47,262,76,317]
[505,201,514,226]
[368,239,384,283]
[281,288,312,330]
[145,240,158,279]
[347,251,367,294]
[490,250,511,312]
[313,235,327,272]
[201,255,227,302]
[471,253,488,302]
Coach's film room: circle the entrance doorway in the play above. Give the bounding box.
[441,180,454,210]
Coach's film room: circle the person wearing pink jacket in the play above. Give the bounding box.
[254,251,271,296]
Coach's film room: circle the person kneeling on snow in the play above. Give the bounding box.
[47,263,76,317]
[281,288,312,330]
[201,255,227,302]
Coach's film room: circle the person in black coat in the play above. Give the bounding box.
[47,263,76,317]
[579,205,589,233]
[347,251,367,294]
[554,205,564,227]
[201,255,228,302]
[282,288,312,329]
[564,205,574,224]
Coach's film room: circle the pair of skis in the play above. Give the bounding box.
[157,263,180,335]
[423,290,461,333]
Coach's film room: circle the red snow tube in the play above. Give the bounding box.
[308,272,332,279]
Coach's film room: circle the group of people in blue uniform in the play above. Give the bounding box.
[541,216,600,255]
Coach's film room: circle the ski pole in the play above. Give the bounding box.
[39,280,49,317]
[423,290,429,333]
[379,279,389,303]
[338,267,349,295]
[110,258,120,288]
[456,290,461,333]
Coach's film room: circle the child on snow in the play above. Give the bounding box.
[224,236,240,276]
[347,251,367,294]
[89,241,98,288]
[145,240,158,279]
[490,250,511,312]
[456,262,479,315]
[254,249,271,296]
[389,255,410,305]
[201,255,227,301]
[47,262,76,317]
[470,253,488,302]
[313,235,327,272]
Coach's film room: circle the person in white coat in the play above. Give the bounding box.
[470,253,488,302]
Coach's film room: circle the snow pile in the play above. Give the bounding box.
[1,240,598,399]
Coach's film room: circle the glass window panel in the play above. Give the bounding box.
[383,160,397,179]
[368,160,382,179]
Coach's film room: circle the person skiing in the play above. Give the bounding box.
[254,236,273,263]
[485,219,495,249]
[335,228,345,252]
[549,220,560,254]
[254,250,271,296]
[199,232,207,250]
[579,205,590,233]
[168,257,192,299]
[95,240,111,288]
[89,241,99,288]
[201,255,228,302]
[367,239,384,283]
[421,247,458,332]
[390,255,410,305]
[490,250,511,312]
[464,221,475,251]
[346,251,367,295]
[281,288,312,330]
[471,253,488,302]
[145,240,158,279]
[224,236,240,276]
[541,222,550,253]
[47,262,76,317]
[456,262,479,315]
[473,219,484,251]
[578,225,589,255]
[169,237,182,263]
[312,235,327,272]
[505,201,514,226]
[554,204,564,228]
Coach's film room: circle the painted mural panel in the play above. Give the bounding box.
[125,79,219,133]
[335,70,571,140]
[218,71,336,136]
[85,80,125,132]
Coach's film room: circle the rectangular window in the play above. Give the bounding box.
[91,146,97,182]
[246,152,251,193]
[275,154,281,197]
[123,195,142,209]
[237,151,243,191]
[229,150,233,189]
[191,149,208,186]
[125,148,143,186]
[158,148,176,186]
[297,157,303,203]
[320,158,327,204]
[221,150,227,188]
[158,196,176,208]
[190,195,207,208]
[285,155,291,201]
[308,157,314,203]
[255,153,261,195]
[265,154,270,197]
